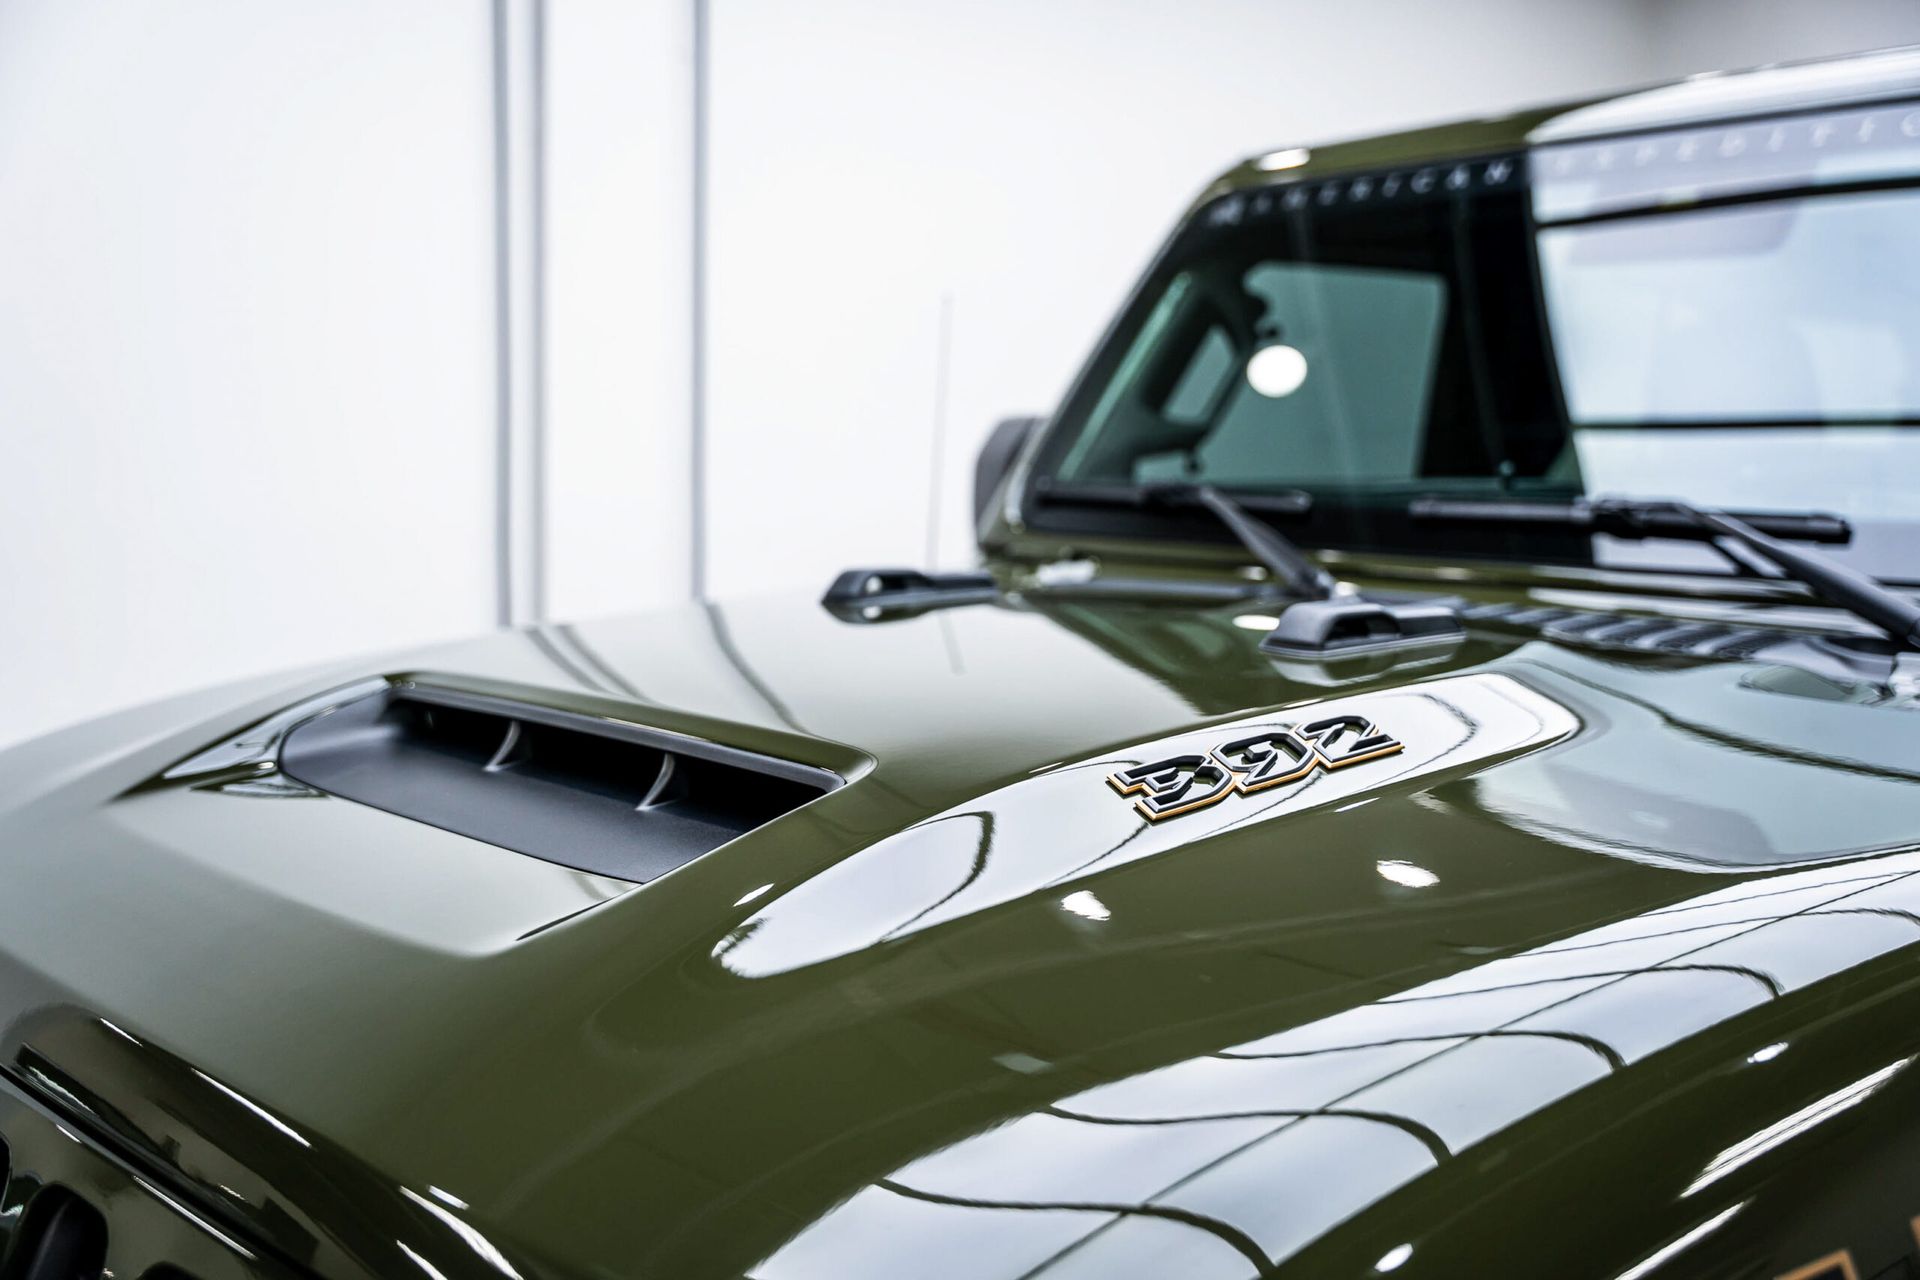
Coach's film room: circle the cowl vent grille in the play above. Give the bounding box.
[1454,600,1909,688]
[279,685,841,882]
[1457,601,1801,661]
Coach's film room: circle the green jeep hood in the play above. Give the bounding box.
[3,588,1920,1279]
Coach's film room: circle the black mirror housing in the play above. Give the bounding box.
[973,415,1043,540]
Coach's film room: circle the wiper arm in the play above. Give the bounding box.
[1413,495,1920,651]
[1182,484,1338,600]
[1685,505,1920,650]
[1035,480,1333,599]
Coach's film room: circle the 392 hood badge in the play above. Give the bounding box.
[1108,714,1404,821]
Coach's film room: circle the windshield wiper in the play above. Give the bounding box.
[1183,484,1337,600]
[1136,483,1336,599]
[1035,481,1333,599]
[1036,481,1315,521]
[1412,496,1920,651]
[1408,496,1851,544]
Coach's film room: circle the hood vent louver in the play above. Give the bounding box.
[1457,600,1903,685]
[278,686,841,882]
[1458,600,1801,659]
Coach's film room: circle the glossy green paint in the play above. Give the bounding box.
[9,50,1920,1280]
[4,567,1920,1279]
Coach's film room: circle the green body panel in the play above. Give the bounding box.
[9,46,1920,1280]
[3,562,1920,1279]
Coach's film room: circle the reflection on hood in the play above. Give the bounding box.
[753,849,1920,1277]
[719,644,1920,981]
[719,673,1576,977]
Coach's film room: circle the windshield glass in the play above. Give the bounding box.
[1030,98,1920,582]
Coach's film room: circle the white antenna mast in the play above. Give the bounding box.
[926,293,954,569]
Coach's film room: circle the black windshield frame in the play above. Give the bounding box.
[1020,128,1920,582]
[1022,149,1598,568]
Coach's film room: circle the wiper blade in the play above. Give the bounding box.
[1037,480,1314,521]
[1413,495,1920,651]
[1034,481,1333,599]
[1408,496,1851,544]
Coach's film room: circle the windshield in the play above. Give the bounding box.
[1030,98,1920,582]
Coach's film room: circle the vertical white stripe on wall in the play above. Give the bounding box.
[543,0,696,619]
[493,0,547,626]
[689,0,711,602]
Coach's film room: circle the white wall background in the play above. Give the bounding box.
[2,0,1916,747]
[546,0,695,620]
[0,2,500,748]
[703,0,1660,596]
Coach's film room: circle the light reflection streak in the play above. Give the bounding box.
[134,1175,258,1261]
[1684,1057,1913,1195]
[401,1187,525,1279]
[1046,1102,1450,1164]
[1611,1201,1746,1280]
[398,1240,453,1280]
[97,1016,141,1045]
[190,1067,312,1148]
[1217,1027,1623,1071]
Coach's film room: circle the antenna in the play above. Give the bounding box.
[926,293,954,569]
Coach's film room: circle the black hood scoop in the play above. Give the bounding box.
[278,683,842,882]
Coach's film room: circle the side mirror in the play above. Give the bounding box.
[973,415,1043,534]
